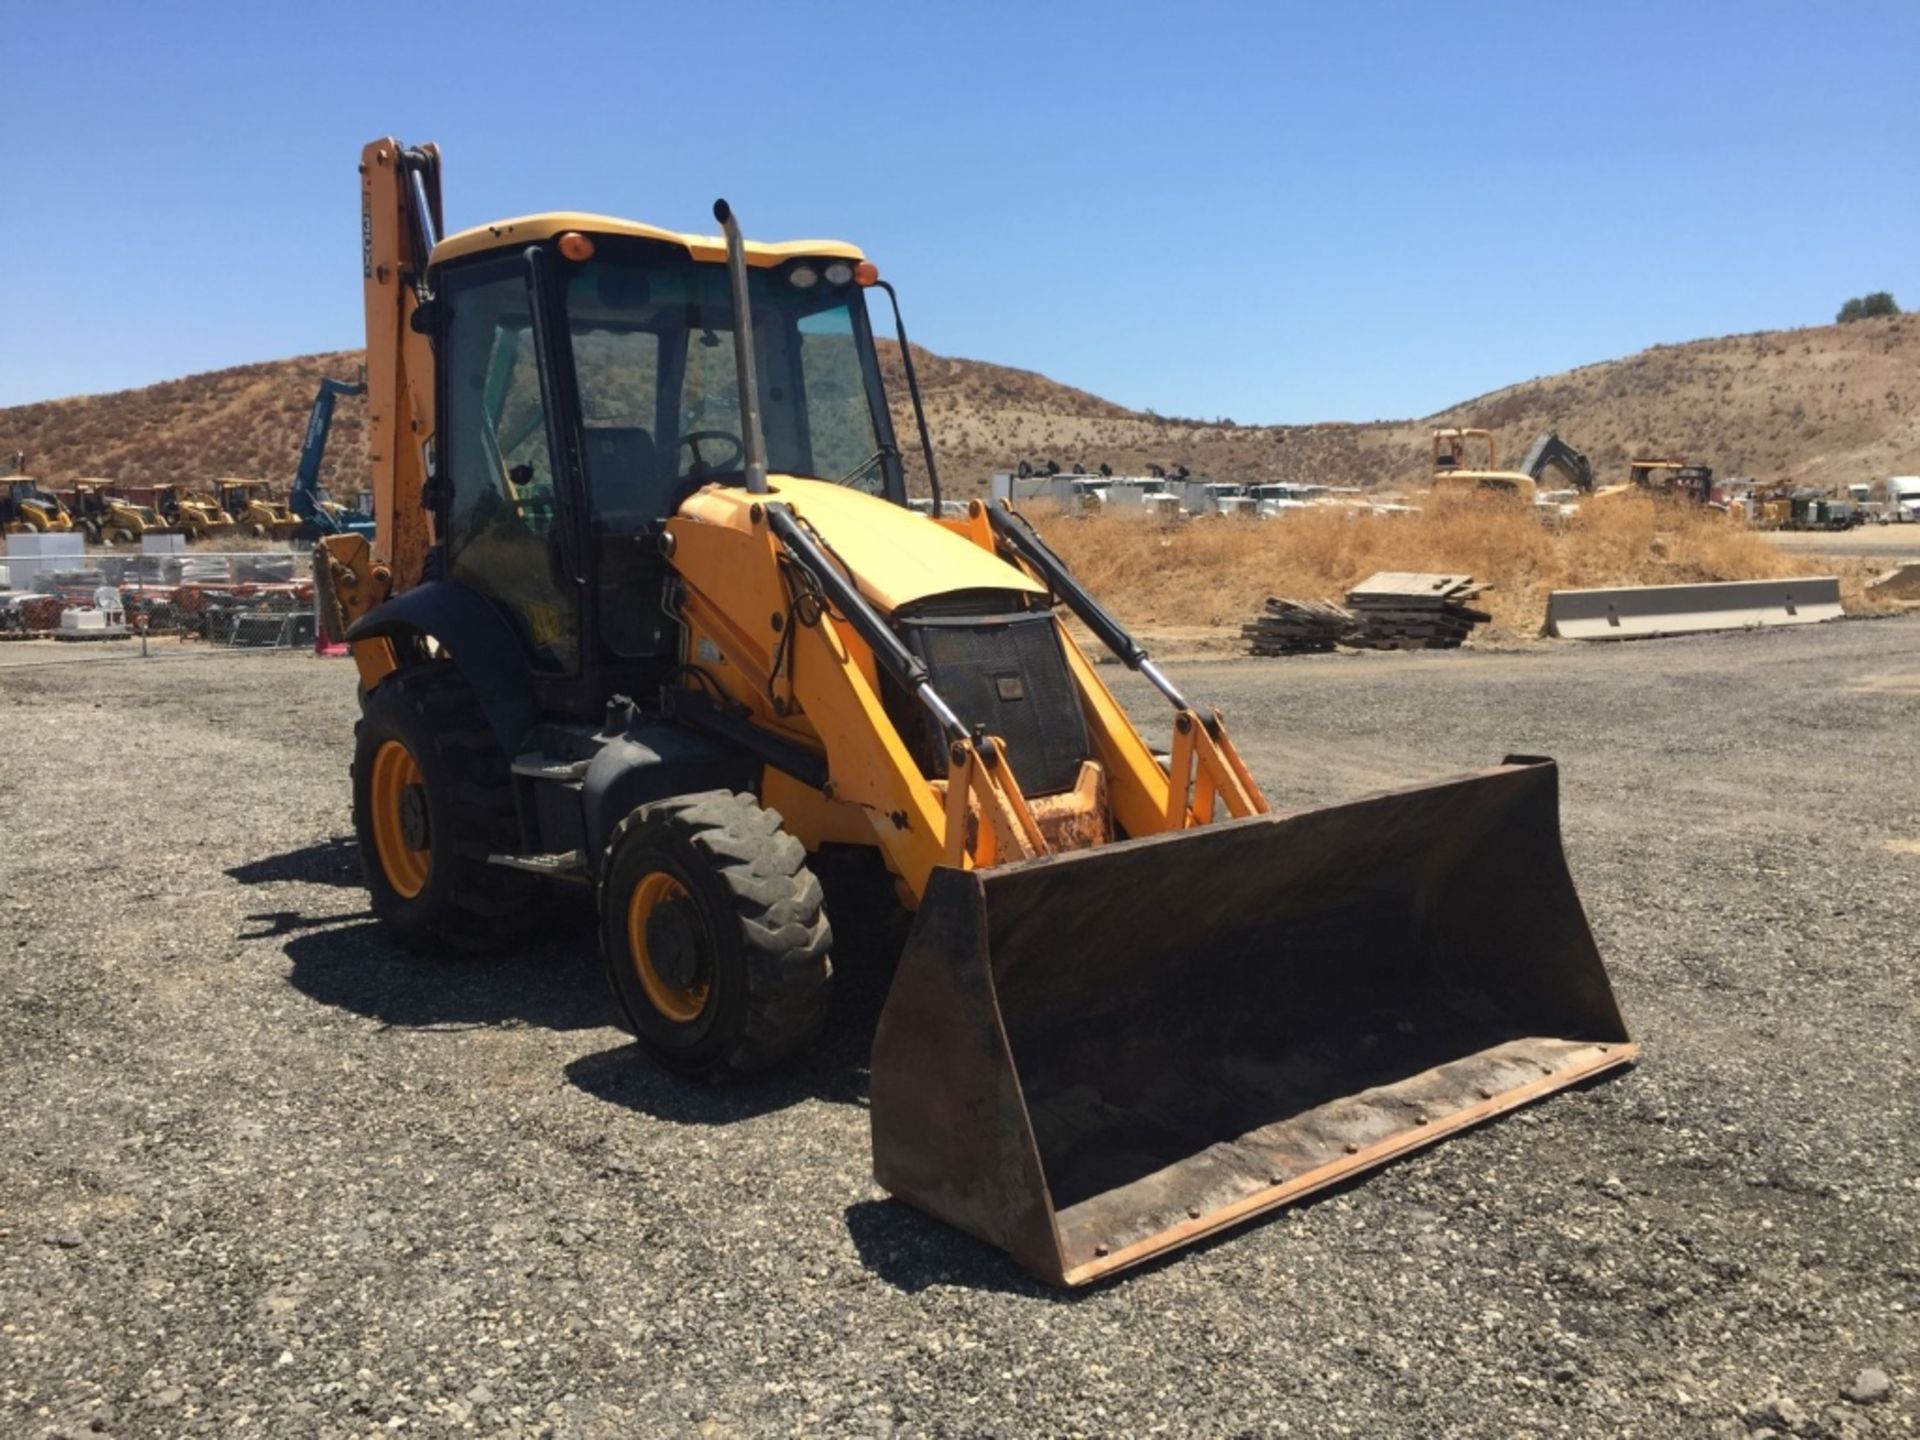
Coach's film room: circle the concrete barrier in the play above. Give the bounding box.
[1546,577,1843,640]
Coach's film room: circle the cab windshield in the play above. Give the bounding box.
[562,240,897,526]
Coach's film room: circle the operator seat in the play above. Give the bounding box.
[581,426,667,531]
[580,425,677,662]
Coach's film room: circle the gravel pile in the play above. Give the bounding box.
[1,621,1914,1438]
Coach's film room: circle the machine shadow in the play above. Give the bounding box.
[844,1162,1380,1299]
[278,919,610,1033]
[227,836,365,889]
[241,838,900,1121]
[235,835,607,1031]
[841,1199,1070,1299]
[563,927,898,1124]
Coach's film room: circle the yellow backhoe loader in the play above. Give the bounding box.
[1,478,75,534]
[315,138,1635,1286]
[66,481,173,546]
[217,479,302,540]
[151,482,236,540]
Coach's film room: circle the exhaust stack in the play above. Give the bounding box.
[712,199,769,495]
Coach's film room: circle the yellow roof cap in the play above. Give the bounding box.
[430,212,865,268]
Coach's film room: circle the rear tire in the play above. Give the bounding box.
[601,791,832,1078]
[351,661,532,952]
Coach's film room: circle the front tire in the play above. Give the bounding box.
[601,791,832,1078]
[351,662,531,951]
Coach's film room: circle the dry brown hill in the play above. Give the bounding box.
[1425,315,1920,490]
[0,351,373,497]
[5,314,1916,499]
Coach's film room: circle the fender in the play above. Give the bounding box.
[580,725,756,869]
[347,581,538,757]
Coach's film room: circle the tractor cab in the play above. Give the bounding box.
[218,479,263,513]
[420,217,907,712]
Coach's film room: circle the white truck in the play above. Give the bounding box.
[1885,476,1920,523]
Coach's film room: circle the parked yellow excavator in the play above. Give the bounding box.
[315,138,1635,1286]
[1429,428,1597,502]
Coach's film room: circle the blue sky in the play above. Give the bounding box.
[4,0,1914,422]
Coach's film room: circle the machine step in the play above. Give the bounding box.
[486,849,589,880]
[511,754,592,782]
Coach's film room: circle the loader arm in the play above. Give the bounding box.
[664,482,1269,902]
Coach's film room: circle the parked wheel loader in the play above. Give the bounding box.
[66,481,172,546]
[316,138,1635,1286]
[151,482,236,540]
[216,479,302,540]
[1,478,75,534]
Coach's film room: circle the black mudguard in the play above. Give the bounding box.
[579,725,755,869]
[347,581,538,757]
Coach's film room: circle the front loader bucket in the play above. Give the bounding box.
[869,758,1634,1286]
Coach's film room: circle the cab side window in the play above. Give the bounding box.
[440,261,579,674]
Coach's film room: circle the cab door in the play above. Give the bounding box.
[437,258,581,676]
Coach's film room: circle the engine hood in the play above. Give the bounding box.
[676,476,1045,613]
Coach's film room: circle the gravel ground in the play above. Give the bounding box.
[2,620,1915,1439]
[1764,530,1920,562]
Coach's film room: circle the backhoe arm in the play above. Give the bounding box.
[292,377,368,530]
[321,141,442,648]
[1516,431,1595,493]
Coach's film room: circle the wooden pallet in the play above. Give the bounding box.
[1243,596,1354,655]
[1345,573,1490,650]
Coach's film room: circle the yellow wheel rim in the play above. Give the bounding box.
[369,739,431,900]
[627,872,711,1023]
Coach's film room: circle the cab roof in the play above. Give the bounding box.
[430,211,866,268]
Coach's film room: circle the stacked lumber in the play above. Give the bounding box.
[1344,572,1490,649]
[1242,597,1354,655]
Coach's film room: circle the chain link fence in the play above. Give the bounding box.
[1,550,318,649]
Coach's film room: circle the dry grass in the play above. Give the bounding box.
[1033,494,1896,641]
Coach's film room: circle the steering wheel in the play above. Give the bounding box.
[680,429,745,477]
